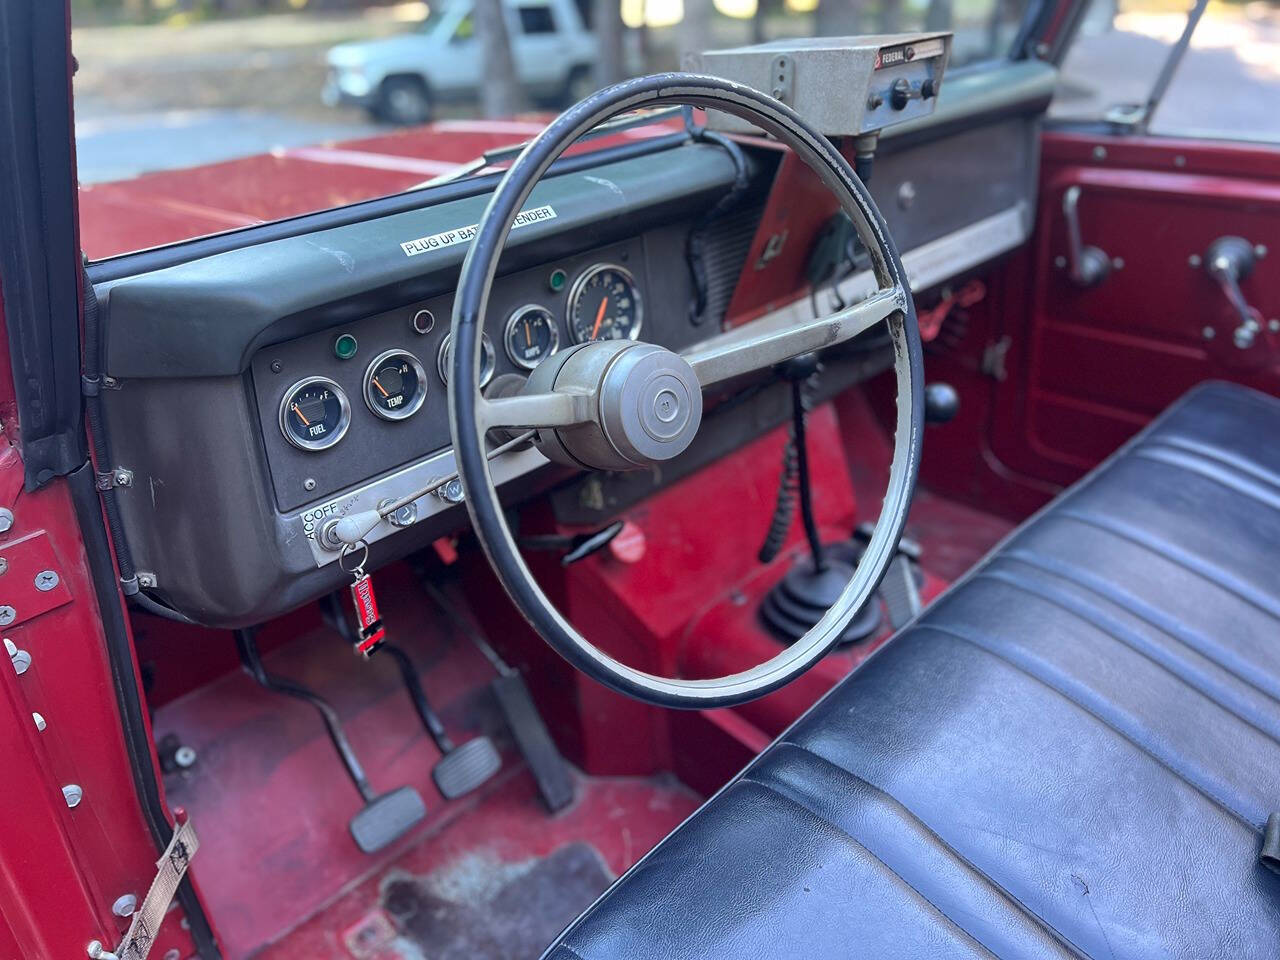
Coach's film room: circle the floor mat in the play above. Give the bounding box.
[380,842,611,959]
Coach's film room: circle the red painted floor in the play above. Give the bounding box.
[150,568,699,958]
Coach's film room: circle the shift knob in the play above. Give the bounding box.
[924,382,959,424]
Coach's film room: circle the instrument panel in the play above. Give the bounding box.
[251,231,699,518]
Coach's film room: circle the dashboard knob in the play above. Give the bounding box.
[433,477,465,504]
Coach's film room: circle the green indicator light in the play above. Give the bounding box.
[548,269,567,292]
[334,334,358,360]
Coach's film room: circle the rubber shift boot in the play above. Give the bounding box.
[881,554,923,630]
[349,786,427,854]
[433,736,502,800]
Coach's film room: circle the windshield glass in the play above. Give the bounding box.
[73,0,1033,262]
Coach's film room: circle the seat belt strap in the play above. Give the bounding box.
[119,817,200,959]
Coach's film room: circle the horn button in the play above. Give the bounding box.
[529,341,703,471]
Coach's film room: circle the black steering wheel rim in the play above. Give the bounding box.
[449,73,923,709]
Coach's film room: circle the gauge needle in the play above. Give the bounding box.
[591,296,608,339]
[372,377,390,398]
[291,403,311,427]
[524,320,532,347]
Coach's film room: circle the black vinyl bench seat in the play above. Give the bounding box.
[543,382,1280,960]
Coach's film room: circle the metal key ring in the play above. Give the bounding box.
[339,540,370,576]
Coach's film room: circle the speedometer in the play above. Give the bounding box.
[567,264,642,344]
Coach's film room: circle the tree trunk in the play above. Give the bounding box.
[473,0,526,117]
[814,0,863,37]
[594,0,625,87]
[682,0,715,62]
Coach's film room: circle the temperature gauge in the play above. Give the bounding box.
[504,305,560,370]
[363,349,427,421]
[279,377,350,452]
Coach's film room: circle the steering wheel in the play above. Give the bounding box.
[449,73,922,709]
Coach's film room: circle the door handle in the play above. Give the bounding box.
[1203,236,1264,349]
[1062,185,1111,288]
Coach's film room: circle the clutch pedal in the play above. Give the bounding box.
[348,786,428,855]
[235,629,426,854]
[432,736,502,799]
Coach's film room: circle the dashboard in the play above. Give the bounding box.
[90,60,1055,627]
[251,230,711,563]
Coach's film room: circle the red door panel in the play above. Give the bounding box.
[990,130,1280,488]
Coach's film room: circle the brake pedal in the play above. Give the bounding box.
[433,736,502,799]
[420,580,575,813]
[235,629,426,854]
[321,592,503,802]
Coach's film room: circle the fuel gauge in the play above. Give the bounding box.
[504,304,560,370]
[279,377,350,452]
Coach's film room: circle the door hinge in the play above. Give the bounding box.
[96,468,133,490]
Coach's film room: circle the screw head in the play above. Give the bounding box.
[1256,244,1268,259]
[1092,145,1107,161]
[1202,326,1216,340]
[10,648,31,674]
[0,508,12,534]
[62,784,83,808]
[0,606,16,627]
[270,359,283,374]
[1269,319,1279,333]
[1173,154,1186,167]
[34,570,59,592]
[113,470,132,487]
[112,893,138,918]
[1188,254,1202,268]
[303,478,317,492]
[174,745,198,769]
[0,558,7,576]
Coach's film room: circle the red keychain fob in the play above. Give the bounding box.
[349,573,385,658]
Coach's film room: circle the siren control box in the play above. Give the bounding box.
[684,33,952,138]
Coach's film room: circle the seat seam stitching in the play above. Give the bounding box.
[1141,436,1280,493]
[737,773,1007,960]
[985,560,1280,745]
[917,622,1262,834]
[765,742,1093,960]
[999,550,1280,712]
[1130,446,1280,513]
[1055,510,1280,622]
